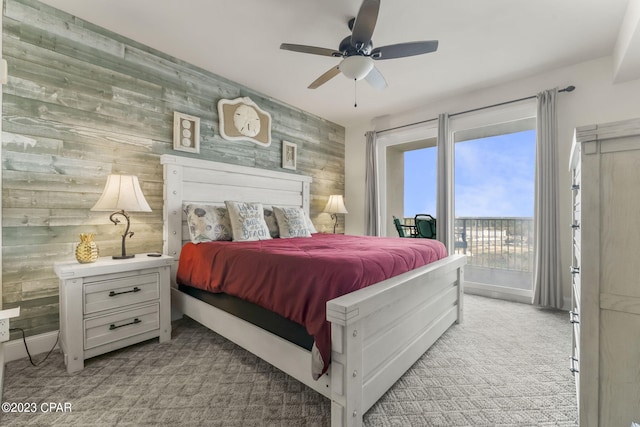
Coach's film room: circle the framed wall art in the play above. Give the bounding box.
[282,140,297,170]
[218,97,272,147]
[173,111,200,153]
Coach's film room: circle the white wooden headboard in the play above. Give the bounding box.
[160,155,312,281]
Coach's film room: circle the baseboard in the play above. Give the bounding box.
[3,330,60,363]
[464,281,533,305]
[463,280,571,311]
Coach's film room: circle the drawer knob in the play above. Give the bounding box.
[570,266,580,275]
[569,311,580,324]
[109,318,141,330]
[109,286,141,297]
[569,356,579,374]
[571,184,580,191]
[571,223,580,229]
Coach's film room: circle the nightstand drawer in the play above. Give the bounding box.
[84,272,159,315]
[84,303,159,350]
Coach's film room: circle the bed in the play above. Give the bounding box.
[161,154,466,426]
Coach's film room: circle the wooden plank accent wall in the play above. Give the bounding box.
[1,0,345,338]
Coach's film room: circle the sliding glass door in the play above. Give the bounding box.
[453,121,535,301]
[375,101,538,302]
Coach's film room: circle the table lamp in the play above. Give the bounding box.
[323,194,348,234]
[91,175,151,259]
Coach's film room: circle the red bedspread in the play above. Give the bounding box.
[177,233,447,378]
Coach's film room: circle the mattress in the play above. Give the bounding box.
[176,233,448,378]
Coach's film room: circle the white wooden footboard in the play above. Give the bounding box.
[327,254,465,427]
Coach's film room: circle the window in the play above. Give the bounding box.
[453,118,536,301]
[375,101,537,303]
[382,135,437,236]
[404,147,437,218]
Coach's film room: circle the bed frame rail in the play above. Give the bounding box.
[327,254,465,426]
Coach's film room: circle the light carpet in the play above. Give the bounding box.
[1,295,577,426]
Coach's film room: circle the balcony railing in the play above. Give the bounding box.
[403,217,534,273]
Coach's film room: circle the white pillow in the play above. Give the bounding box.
[273,207,312,238]
[263,208,280,238]
[225,201,273,241]
[184,204,232,242]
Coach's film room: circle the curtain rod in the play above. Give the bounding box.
[374,85,575,135]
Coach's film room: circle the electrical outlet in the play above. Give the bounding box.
[0,318,9,342]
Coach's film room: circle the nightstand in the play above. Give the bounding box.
[54,254,173,373]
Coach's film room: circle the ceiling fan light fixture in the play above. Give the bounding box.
[281,0,438,90]
[339,56,374,80]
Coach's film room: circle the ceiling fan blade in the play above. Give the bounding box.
[308,66,341,89]
[365,66,387,90]
[280,43,342,58]
[351,0,380,48]
[371,40,439,60]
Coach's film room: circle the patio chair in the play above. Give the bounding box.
[393,216,417,237]
[415,214,436,239]
[455,231,467,250]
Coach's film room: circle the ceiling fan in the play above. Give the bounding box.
[280,0,438,90]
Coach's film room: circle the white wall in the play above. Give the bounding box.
[345,122,371,236]
[344,55,640,307]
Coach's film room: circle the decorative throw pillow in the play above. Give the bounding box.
[225,201,273,241]
[184,204,232,243]
[305,213,318,234]
[273,206,312,238]
[263,208,280,238]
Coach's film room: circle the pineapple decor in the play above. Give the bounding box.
[75,233,99,263]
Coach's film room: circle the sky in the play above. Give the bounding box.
[404,130,536,218]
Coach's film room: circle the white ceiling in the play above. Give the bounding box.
[38,0,636,127]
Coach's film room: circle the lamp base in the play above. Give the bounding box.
[109,210,136,260]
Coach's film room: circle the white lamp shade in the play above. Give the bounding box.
[324,195,348,214]
[339,56,374,80]
[91,175,152,212]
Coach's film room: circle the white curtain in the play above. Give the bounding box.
[436,113,453,251]
[364,131,379,236]
[532,88,563,308]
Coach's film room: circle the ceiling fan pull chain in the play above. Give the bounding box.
[354,79,358,108]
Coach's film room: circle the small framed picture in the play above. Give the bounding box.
[282,140,297,170]
[173,112,200,153]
